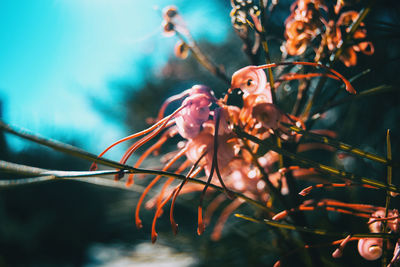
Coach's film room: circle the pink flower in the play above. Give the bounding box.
[175,93,212,139]
[357,238,383,261]
[369,209,399,233]
[185,122,235,178]
[230,65,272,102]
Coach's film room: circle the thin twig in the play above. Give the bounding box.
[259,0,277,104]
[382,130,393,266]
[235,214,398,239]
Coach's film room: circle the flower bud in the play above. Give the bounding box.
[357,238,383,261]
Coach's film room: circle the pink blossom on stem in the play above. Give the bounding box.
[357,238,383,261]
[175,93,212,139]
[230,65,272,102]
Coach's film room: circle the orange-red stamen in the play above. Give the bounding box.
[157,90,190,121]
[116,105,186,181]
[170,166,204,235]
[299,183,378,196]
[151,187,177,243]
[135,147,187,229]
[256,62,356,94]
[126,131,175,186]
[197,205,205,235]
[155,160,190,209]
[204,194,227,226]
[89,116,171,171]
[211,198,244,241]
[279,72,340,82]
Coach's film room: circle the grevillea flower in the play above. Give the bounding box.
[273,202,399,261]
[368,209,399,233]
[230,62,355,98]
[230,65,272,101]
[271,199,400,263]
[357,238,383,261]
[90,61,356,243]
[283,1,374,66]
[175,93,212,139]
[284,0,327,56]
[285,32,313,56]
[185,120,235,177]
[336,11,374,67]
[228,61,354,138]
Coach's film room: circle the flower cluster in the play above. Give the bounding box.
[332,11,374,66]
[82,2,397,265]
[284,0,374,66]
[1,1,397,266]
[91,59,355,243]
[284,0,326,56]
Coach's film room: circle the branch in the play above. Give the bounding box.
[0,120,270,212]
[235,214,398,239]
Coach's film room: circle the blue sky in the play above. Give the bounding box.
[0,0,229,156]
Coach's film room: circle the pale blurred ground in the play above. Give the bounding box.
[86,242,197,267]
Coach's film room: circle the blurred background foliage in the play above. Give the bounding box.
[1,0,400,266]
